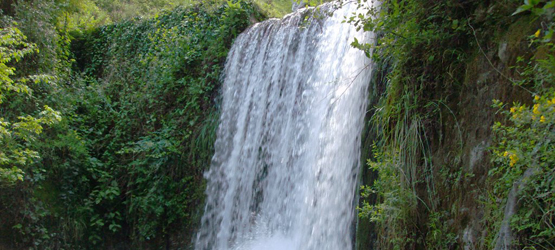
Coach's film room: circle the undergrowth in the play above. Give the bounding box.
[349,0,552,249]
[486,1,555,248]
[351,0,482,248]
[0,0,259,248]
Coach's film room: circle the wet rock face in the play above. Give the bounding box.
[354,2,542,249]
[494,168,538,250]
[498,42,509,64]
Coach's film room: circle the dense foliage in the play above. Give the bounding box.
[488,1,555,247]
[0,0,261,248]
[3,0,552,249]
[0,25,60,185]
[351,0,489,247]
[352,0,554,249]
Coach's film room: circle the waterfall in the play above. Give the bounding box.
[195,2,374,250]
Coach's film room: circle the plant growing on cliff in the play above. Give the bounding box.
[350,0,477,248]
[489,93,555,248]
[487,1,555,248]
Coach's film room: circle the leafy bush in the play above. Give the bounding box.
[487,2,555,247]
[1,0,260,248]
[0,24,61,185]
[62,1,258,248]
[490,92,555,248]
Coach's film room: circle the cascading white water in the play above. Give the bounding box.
[195,2,374,250]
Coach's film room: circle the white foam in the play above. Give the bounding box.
[195,2,375,250]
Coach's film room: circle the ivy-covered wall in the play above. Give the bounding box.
[0,1,262,249]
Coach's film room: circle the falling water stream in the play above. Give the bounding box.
[195,2,374,250]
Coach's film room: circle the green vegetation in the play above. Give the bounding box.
[352,0,554,248]
[253,0,294,17]
[489,93,555,248]
[0,25,61,184]
[0,0,266,248]
[352,0,482,247]
[2,0,553,248]
[487,1,555,248]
